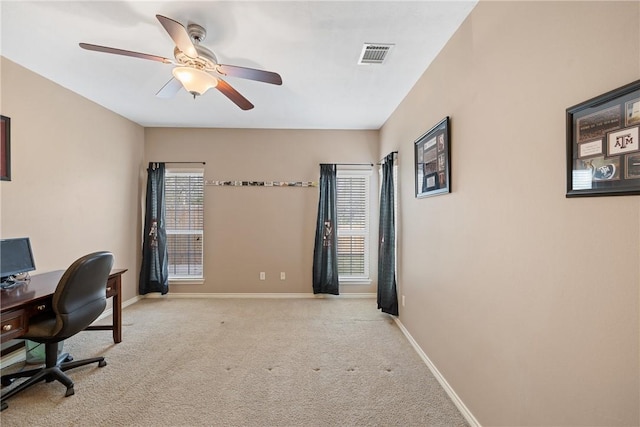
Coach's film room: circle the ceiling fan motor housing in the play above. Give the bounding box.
[187,23,207,44]
[171,22,218,71]
[174,45,218,70]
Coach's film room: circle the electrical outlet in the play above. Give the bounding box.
[260,272,266,280]
[280,272,286,280]
[402,295,405,307]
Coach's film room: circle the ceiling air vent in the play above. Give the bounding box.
[358,43,394,65]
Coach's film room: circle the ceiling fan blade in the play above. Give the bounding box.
[79,43,172,64]
[156,77,183,98]
[156,14,198,59]
[217,64,283,85]
[216,79,254,110]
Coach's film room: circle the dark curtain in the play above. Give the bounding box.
[139,162,169,295]
[312,164,339,295]
[378,153,398,315]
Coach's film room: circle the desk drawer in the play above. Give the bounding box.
[25,301,53,318]
[1,309,27,342]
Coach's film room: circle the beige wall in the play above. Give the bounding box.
[0,57,144,303]
[380,1,639,425]
[144,127,378,294]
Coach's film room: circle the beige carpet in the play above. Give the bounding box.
[1,298,467,426]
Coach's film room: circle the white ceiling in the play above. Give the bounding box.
[1,1,476,130]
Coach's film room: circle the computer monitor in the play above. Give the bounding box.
[0,237,36,283]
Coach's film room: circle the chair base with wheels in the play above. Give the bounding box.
[1,341,107,409]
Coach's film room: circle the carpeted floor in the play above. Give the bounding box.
[1,298,468,426]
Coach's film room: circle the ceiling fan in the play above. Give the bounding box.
[79,14,282,110]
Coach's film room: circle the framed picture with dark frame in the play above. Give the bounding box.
[1,115,10,181]
[415,116,450,198]
[566,80,640,197]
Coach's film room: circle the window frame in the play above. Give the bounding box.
[336,167,373,285]
[164,168,205,284]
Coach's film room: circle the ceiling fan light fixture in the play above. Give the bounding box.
[172,66,218,97]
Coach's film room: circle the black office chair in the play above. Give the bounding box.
[0,251,114,411]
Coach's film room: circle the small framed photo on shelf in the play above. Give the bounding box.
[1,115,10,181]
[566,80,640,197]
[415,116,450,198]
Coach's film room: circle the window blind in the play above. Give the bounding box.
[165,171,204,279]
[336,172,370,279]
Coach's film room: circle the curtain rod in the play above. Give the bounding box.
[321,162,374,167]
[156,161,206,165]
[377,151,398,165]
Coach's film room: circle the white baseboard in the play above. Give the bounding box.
[144,292,376,299]
[394,318,481,427]
[94,294,143,322]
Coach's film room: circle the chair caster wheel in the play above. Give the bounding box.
[65,387,75,397]
[64,355,73,362]
[98,360,107,368]
[1,377,14,387]
[1,401,7,411]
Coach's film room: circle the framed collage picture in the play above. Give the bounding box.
[566,80,640,197]
[414,116,450,198]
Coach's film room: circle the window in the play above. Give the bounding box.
[165,169,204,280]
[336,169,371,282]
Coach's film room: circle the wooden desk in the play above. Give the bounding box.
[0,269,127,344]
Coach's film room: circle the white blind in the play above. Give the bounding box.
[165,170,204,279]
[336,172,370,279]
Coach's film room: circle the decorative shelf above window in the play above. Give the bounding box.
[205,180,318,188]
